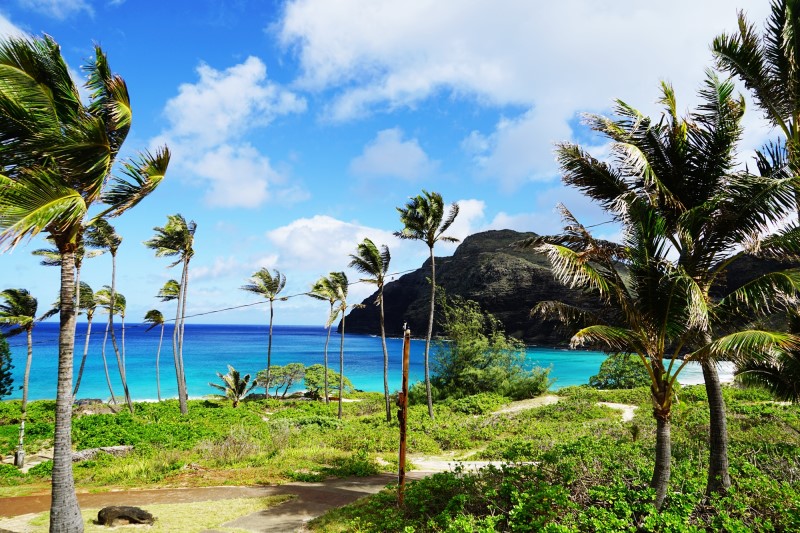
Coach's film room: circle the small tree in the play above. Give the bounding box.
[0,334,12,399]
[304,364,353,400]
[258,362,305,399]
[209,365,257,408]
[589,353,651,389]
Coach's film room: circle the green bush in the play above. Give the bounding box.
[589,353,651,389]
[445,393,508,415]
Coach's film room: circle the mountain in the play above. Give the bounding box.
[344,229,599,345]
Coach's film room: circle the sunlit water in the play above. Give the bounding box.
[4,322,734,401]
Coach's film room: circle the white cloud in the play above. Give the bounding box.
[278,1,772,187]
[17,0,93,19]
[0,13,28,38]
[192,256,242,281]
[155,56,307,208]
[350,128,437,180]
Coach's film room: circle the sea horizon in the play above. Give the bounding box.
[3,322,734,402]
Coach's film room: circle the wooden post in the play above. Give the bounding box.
[397,328,410,506]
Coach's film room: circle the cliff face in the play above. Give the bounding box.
[344,229,598,345]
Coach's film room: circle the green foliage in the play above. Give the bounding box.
[26,459,53,478]
[0,334,12,398]
[258,362,305,398]
[589,352,651,389]
[0,463,23,486]
[444,393,508,415]
[208,365,258,407]
[431,295,552,400]
[304,364,353,399]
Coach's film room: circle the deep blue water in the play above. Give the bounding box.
[3,322,724,401]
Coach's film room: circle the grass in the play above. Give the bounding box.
[14,495,293,533]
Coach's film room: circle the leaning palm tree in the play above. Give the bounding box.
[349,238,392,422]
[209,365,257,408]
[0,35,169,530]
[241,268,287,396]
[95,288,128,408]
[144,215,196,415]
[309,272,349,404]
[85,220,131,412]
[144,310,166,402]
[325,272,360,420]
[713,0,800,216]
[0,289,38,468]
[395,190,460,418]
[73,282,97,399]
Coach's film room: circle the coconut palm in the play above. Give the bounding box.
[73,282,97,399]
[85,219,131,412]
[95,288,128,407]
[241,268,287,396]
[543,74,800,506]
[324,272,359,419]
[713,0,800,215]
[209,365,257,408]
[144,215,196,415]
[395,190,460,418]
[349,238,392,422]
[0,35,168,530]
[144,310,166,402]
[0,289,38,468]
[309,272,349,404]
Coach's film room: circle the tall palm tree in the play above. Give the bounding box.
[0,289,38,468]
[241,268,287,396]
[156,279,180,403]
[73,282,97,399]
[713,0,800,216]
[395,190,460,418]
[349,238,392,422]
[544,74,800,506]
[309,272,348,404]
[85,219,131,412]
[325,272,357,420]
[144,215,196,415]
[95,288,128,408]
[0,35,168,530]
[144,310,166,402]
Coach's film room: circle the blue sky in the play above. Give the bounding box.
[0,0,773,325]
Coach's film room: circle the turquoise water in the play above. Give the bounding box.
[4,323,728,401]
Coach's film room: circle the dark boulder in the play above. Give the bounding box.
[97,506,154,526]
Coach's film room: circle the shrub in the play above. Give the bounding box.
[589,353,651,389]
[445,393,508,415]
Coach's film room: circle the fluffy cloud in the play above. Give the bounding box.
[0,13,28,38]
[350,128,438,180]
[17,0,93,19]
[155,56,307,208]
[279,1,772,187]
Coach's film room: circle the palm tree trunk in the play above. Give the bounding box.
[171,276,182,411]
[338,312,345,420]
[14,327,33,468]
[156,323,164,402]
[50,246,83,532]
[100,321,116,403]
[379,289,391,423]
[425,247,436,419]
[702,360,731,495]
[323,302,333,405]
[266,300,274,396]
[177,257,190,414]
[108,252,133,413]
[73,315,93,398]
[652,412,671,510]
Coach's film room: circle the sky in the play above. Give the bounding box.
[0,0,776,326]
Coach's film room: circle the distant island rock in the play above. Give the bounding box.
[344,229,600,345]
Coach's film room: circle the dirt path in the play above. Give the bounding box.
[597,402,638,422]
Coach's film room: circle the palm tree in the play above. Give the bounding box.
[144,310,166,402]
[325,271,356,420]
[395,190,460,418]
[209,365,257,407]
[241,268,287,396]
[0,289,38,468]
[544,74,800,506]
[73,282,97,399]
[95,288,128,407]
[713,0,800,215]
[309,272,349,404]
[85,220,131,412]
[349,238,392,422]
[0,35,168,530]
[144,215,196,415]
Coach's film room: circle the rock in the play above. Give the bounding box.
[97,506,154,526]
[72,445,134,462]
[344,229,601,344]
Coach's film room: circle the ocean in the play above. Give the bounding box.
[3,322,733,401]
